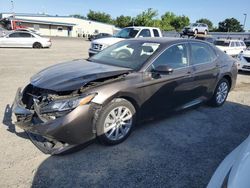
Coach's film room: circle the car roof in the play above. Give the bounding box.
[8,31,37,36]
[126,37,210,45]
[126,26,160,30]
[215,39,244,42]
[9,30,33,34]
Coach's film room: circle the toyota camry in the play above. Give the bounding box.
[12,38,238,154]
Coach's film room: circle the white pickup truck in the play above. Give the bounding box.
[88,26,162,57]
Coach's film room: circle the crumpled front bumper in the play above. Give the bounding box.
[12,88,96,154]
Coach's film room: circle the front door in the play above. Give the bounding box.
[141,43,194,118]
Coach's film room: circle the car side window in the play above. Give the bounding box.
[9,33,21,38]
[190,42,216,65]
[240,41,245,46]
[230,42,235,47]
[153,29,160,37]
[236,41,241,47]
[151,43,188,69]
[138,29,151,37]
[19,33,32,38]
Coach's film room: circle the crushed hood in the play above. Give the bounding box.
[30,59,132,92]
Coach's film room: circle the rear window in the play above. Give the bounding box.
[215,40,230,47]
[240,41,246,46]
[190,42,217,65]
[153,29,160,37]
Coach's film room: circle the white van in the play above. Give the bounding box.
[215,39,246,56]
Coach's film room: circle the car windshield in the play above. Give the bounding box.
[214,40,230,47]
[114,28,140,39]
[89,40,161,70]
[190,23,199,27]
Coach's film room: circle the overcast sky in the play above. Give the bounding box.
[1,0,250,30]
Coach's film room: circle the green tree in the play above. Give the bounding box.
[134,8,158,26]
[171,15,190,32]
[196,18,213,30]
[218,18,243,32]
[115,15,132,28]
[160,12,175,31]
[87,10,113,24]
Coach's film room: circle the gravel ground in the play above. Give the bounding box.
[0,37,250,188]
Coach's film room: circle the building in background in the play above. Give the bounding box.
[0,13,119,37]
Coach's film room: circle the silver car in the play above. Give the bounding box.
[0,31,52,48]
[183,23,209,36]
[208,135,250,188]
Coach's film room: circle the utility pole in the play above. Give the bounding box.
[243,13,247,32]
[11,0,15,18]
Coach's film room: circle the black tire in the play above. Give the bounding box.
[208,78,230,107]
[96,98,136,145]
[33,42,42,49]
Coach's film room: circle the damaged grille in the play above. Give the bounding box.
[21,84,79,121]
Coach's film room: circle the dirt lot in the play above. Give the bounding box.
[1,37,250,188]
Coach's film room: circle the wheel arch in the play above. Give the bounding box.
[222,74,232,90]
[93,93,140,137]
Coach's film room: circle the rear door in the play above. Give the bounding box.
[189,42,219,100]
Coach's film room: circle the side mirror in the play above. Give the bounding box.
[153,65,173,74]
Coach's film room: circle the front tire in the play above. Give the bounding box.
[97,98,136,145]
[208,78,230,107]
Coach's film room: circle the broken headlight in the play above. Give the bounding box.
[40,94,96,114]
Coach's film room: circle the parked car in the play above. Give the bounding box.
[244,39,250,48]
[0,31,51,48]
[208,135,250,188]
[88,26,162,56]
[237,47,250,71]
[182,23,209,36]
[12,38,237,154]
[15,28,41,35]
[215,39,246,57]
[88,33,112,41]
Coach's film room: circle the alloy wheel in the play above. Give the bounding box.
[104,106,133,141]
[216,82,228,104]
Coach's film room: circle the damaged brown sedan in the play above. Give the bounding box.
[12,38,237,154]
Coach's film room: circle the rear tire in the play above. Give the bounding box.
[97,98,136,145]
[204,30,208,35]
[208,78,230,107]
[33,42,42,49]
